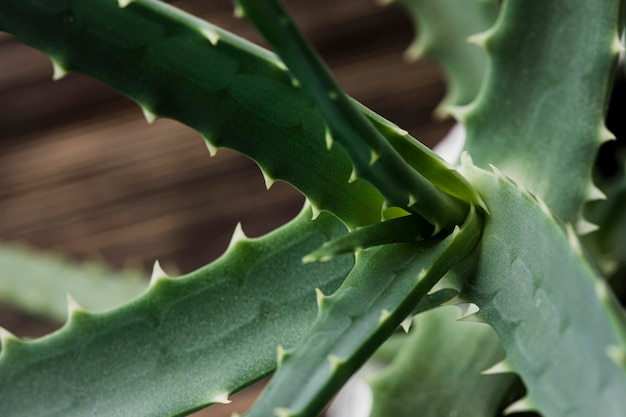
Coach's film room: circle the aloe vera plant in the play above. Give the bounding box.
[0,0,625,416]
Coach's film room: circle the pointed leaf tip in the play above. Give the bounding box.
[117,0,133,7]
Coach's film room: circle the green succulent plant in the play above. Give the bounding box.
[1,0,625,416]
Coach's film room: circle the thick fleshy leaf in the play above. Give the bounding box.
[0,208,353,417]
[243,207,481,417]
[461,163,626,417]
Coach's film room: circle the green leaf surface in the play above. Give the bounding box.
[463,0,623,224]
[236,0,469,232]
[303,214,433,263]
[0,243,147,323]
[0,0,382,229]
[396,0,499,116]
[369,306,515,417]
[244,207,482,417]
[461,163,626,416]
[0,208,353,417]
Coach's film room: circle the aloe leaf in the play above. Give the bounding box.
[236,0,470,232]
[463,0,623,225]
[0,0,383,229]
[0,208,353,417]
[0,243,147,323]
[243,207,481,417]
[395,0,499,116]
[460,162,626,416]
[303,214,433,263]
[369,306,515,417]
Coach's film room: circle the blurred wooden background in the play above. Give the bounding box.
[0,0,451,415]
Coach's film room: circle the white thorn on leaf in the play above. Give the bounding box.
[227,223,248,251]
[118,0,133,7]
[51,58,69,81]
[390,125,408,136]
[467,29,492,49]
[327,354,343,371]
[565,223,583,257]
[536,196,553,220]
[311,204,322,220]
[606,345,626,368]
[141,106,158,124]
[594,279,610,303]
[66,293,85,316]
[457,302,479,318]
[489,164,507,182]
[204,138,218,157]
[599,125,616,143]
[348,169,358,184]
[588,184,606,201]
[407,194,417,207]
[612,35,626,55]
[417,269,428,281]
[400,316,412,333]
[0,327,19,347]
[576,218,599,236]
[272,59,288,72]
[277,345,288,365]
[442,294,467,306]
[200,28,220,46]
[504,397,534,415]
[325,129,334,151]
[369,148,381,166]
[150,260,169,286]
[379,309,391,324]
[315,288,326,308]
[481,360,513,375]
[274,407,294,417]
[260,167,275,190]
[403,41,423,62]
[457,313,485,323]
[301,253,317,264]
[210,392,231,404]
[460,151,474,168]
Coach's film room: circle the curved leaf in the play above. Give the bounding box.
[244,207,482,417]
[0,208,353,417]
[461,163,626,416]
